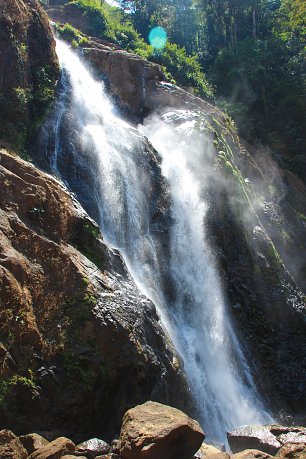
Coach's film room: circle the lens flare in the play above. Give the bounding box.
[149,26,167,49]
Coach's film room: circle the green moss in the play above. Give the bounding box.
[297,212,306,222]
[62,351,96,392]
[83,293,97,307]
[84,221,100,239]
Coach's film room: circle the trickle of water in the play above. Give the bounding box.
[42,40,273,443]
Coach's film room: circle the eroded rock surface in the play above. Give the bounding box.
[0,150,189,438]
[118,401,204,459]
[19,433,49,455]
[276,442,306,459]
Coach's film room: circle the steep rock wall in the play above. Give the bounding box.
[0,149,189,439]
[0,0,59,152]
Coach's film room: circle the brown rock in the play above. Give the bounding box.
[62,456,87,459]
[118,401,204,459]
[208,454,230,459]
[19,433,49,454]
[0,429,28,459]
[29,437,75,459]
[276,442,306,459]
[0,430,17,444]
[231,449,274,459]
[84,46,164,119]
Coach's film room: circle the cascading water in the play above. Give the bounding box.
[41,40,273,443]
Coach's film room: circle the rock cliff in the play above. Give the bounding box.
[0,0,59,152]
[0,149,189,438]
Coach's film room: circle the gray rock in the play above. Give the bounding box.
[227,425,282,454]
[75,438,110,458]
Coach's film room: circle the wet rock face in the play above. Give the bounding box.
[0,0,59,151]
[118,401,205,459]
[83,45,164,120]
[0,149,189,439]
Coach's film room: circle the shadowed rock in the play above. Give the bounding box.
[19,433,49,455]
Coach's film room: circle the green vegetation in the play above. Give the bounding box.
[0,370,39,408]
[83,221,100,239]
[62,349,96,391]
[151,43,213,97]
[56,22,90,46]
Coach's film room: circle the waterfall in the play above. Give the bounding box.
[42,40,273,443]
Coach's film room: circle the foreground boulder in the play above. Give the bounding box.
[19,433,49,455]
[276,442,306,458]
[0,430,28,459]
[118,401,204,459]
[231,450,273,459]
[227,425,306,455]
[29,437,75,459]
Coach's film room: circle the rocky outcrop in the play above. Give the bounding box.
[227,426,306,455]
[118,401,204,459]
[0,149,189,438]
[84,44,164,120]
[0,0,59,152]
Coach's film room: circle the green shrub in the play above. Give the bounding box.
[151,43,214,99]
[0,370,39,408]
[57,22,82,41]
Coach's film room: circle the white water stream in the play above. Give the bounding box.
[46,40,273,443]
